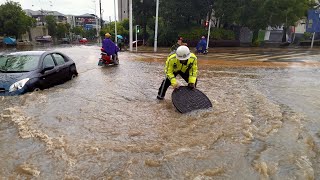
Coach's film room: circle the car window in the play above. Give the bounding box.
[0,56,6,68]
[53,53,67,65]
[43,55,55,68]
[0,55,40,72]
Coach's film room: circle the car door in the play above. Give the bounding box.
[52,53,69,82]
[40,54,59,89]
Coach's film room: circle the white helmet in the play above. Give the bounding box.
[176,45,191,60]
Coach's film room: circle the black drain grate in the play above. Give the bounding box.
[172,86,212,114]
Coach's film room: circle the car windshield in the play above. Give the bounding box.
[0,55,40,72]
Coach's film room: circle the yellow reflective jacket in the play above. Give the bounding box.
[165,53,198,85]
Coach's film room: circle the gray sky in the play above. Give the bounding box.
[0,0,116,21]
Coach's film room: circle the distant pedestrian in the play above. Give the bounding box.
[170,37,188,52]
[196,36,207,54]
[117,37,123,51]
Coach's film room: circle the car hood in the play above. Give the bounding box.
[0,72,33,89]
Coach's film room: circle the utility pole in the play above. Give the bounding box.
[129,0,133,51]
[207,11,213,50]
[311,32,316,48]
[114,0,117,43]
[99,0,103,29]
[154,0,159,52]
[136,25,138,51]
[92,0,100,43]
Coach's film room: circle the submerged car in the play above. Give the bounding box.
[132,40,144,47]
[79,38,88,44]
[0,51,78,95]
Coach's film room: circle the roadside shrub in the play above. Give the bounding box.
[146,24,237,47]
[303,32,312,40]
[211,28,235,40]
[251,40,261,47]
[180,27,207,41]
[180,27,236,41]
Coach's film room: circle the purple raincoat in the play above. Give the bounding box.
[102,38,119,55]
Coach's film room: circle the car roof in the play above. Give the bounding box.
[8,51,47,56]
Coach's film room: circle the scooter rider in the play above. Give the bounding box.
[196,36,207,54]
[102,33,119,63]
[157,45,198,100]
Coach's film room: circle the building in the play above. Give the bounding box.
[74,14,99,30]
[66,15,76,28]
[24,9,67,26]
[25,9,100,30]
[264,20,307,43]
[295,19,307,34]
[118,0,129,21]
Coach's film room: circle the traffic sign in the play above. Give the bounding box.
[306,10,320,33]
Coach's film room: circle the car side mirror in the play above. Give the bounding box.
[42,65,54,73]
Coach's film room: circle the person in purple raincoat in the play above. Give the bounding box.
[102,33,119,64]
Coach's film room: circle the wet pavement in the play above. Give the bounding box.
[1,45,320,179]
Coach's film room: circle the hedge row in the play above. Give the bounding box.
[179,27,235,41]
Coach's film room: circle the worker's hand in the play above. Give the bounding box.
[188,83,195,89]
[172,83,180,89]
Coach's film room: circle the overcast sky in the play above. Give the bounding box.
[0,0,116,21]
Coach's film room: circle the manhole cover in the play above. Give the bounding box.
[172,86,212,113]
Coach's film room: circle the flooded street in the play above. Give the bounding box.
[1,45,320,179]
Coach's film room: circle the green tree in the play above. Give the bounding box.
[264,0,314,42]
[132,0,212,43]
[65,23,71,33]
[121,18,129,31]
[239,0,269,43]
[71,26,84,36]
[147,16,178,46]
[213,0,242,26]
[0,1,34,39]
[133,0,156,40]
[161,0,213,28]
[45,15,57,37]
[84,28,97,39]
[56,23,68,38]
[238,0,314,43]
[100,21,129,40]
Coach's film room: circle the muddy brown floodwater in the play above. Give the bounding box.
[1,45,320,179]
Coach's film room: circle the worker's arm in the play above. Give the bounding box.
[165,56,177,86]
[188,56,198,84]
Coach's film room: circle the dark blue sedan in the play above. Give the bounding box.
[0,51,78,95]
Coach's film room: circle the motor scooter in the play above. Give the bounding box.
[195,47,208,55]
[98,48,119,66]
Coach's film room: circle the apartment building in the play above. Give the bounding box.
[74,14,98,30]
[24,9,67,26]
[118,0,129,21]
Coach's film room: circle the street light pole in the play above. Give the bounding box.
[206,11,213,50]
[311,32,316,48]
[99,0,103,29]
[136,25,138,52]
[92,0,100,43]
[154,0,159,52]
[114,0,117,44]
[129,0,133,51]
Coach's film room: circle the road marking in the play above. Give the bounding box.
[281,54,320,60]
[129,51,320,63]
[266,53,308,59]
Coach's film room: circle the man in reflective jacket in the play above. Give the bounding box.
[157,45,198,100]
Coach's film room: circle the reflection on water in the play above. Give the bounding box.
[0,46,320,179]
